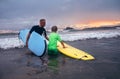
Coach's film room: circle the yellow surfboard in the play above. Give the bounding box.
[57,42,95,60]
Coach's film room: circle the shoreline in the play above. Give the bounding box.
[0,37,120,79]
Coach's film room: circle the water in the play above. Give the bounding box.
[60,29,120,41]
[0,28,120,79]
[0,28,120,49]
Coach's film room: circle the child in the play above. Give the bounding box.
[48,26,65,56]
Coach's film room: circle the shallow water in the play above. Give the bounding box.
[0,37,120,79]
[0,29,120,49]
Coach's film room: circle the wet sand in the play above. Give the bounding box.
[0,37,120,79]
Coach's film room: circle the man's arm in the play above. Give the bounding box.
[26,33,31,47]
[26,26,35,47]
[45,36,49,41]
[43,30,49,41]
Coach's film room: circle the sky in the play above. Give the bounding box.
[0,0,120,30]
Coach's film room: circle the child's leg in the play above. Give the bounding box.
[62,56,66,65]
[60,53,66,65]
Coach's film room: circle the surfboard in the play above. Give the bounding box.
[57,42,95,60]
[19,29,47,57]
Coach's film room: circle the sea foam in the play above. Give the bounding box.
[0,29,120,49]
[61,29,120,41]
[0,37,24,49]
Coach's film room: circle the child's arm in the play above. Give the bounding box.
[60,41,66,48]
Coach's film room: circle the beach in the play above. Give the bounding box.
[0,37,120,79]
[0,0,120,78]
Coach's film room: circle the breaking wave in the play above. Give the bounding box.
[0,29,120,49]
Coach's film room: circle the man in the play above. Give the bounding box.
[26,19,49,65]
[26,19,49,47]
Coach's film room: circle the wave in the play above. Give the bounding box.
[0,29,120,50]
[0,30,18,34]
[61,29,120,41]
[0,37,24,49]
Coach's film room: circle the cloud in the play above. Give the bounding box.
[0,0,120,30]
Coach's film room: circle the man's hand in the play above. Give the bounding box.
[26,42,28,48]
[26,33,31,48]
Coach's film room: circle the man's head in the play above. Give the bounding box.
[51,26,58,32]
[39,19,46,27]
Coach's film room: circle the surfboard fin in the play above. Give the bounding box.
[79,55,88,59]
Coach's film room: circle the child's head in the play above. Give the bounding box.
[51,26,58,32]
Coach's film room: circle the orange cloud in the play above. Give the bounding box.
[75,20,120,29]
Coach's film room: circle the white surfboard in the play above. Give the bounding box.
[19,29,47,57]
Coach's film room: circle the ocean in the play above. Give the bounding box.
[0,27,120,50]
[0,27,120,79]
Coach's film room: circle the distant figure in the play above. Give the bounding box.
[26,19,49,65]
[48,26,65,56]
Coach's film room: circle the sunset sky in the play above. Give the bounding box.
[0,0,120,30]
